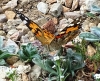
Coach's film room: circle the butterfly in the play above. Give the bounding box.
[15,10,82,50]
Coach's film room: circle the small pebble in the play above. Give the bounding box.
[5,11,16,19]
[0,14,7,23]
[37,2,49,14]
[50,3,63,17]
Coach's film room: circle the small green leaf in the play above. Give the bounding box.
[0,50,3,54]
[90,27,100,37]
[65,48,85,76]
[91,5,100,12]
[86,12,95,18]
[18,43,39,62]
[0,52,12,59]
[32,58,57,75]
[0,59,7,65]
[0,36,4,49]
[79,32,100,41]
[18,50,28,60]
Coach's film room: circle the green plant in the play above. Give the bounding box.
[73,39,87,60]
[65,48,85,76]
[79,27,100,42]
[91,5,100,12]
[18,43,40,63]
[79,32,100,41]
[0,50,14,65]
[96,79,100,81]
[6,68,18,81]
[0,36,15,65]
[96,80,100,81]
[79,26,100,62]
[86,12,96,18]
[89,42,100,62]
[32,48,85,81]
[32,53,69,81]
[0,36,17,53]
[93,73,100,81]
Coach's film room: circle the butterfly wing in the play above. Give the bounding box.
[15,10,81,50]
[49,24,80,50]
[15,10,55,45]
[55,24,79,38]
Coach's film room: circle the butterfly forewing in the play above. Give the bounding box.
[15,10,55,45]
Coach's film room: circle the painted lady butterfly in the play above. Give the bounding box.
[15,10,83,50]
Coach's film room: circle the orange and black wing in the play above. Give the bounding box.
[55,24,80,39]
[15,10,55,45]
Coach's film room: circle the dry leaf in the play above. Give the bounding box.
[22,73,29,81]
[87,45,96,57]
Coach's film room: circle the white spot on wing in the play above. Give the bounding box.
[23,20,27,24]
[16,13,21,17]
[16,14,19,17]
[69,24,74,26]
[77,22,80,24]
[25,17,28,20]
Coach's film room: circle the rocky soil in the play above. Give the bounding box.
[0,0,100,81]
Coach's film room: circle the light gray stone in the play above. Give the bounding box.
[8,29,18,35]
[85,0,100,13]
[7,19,22,26]
[21,35,30,43]
[50,3,63,17]
[64,11,81,19]
[0,66,8,78]
[0,79,6,81]
[20,0,29,5]
[17,65,31,74]
[34,17,48,27]
[37,2,49,14]
[29,65,41,81]
[0,30,6,36]
[5,39,19,53]
[59,18,74,31]
[0,14,7,23]
[2,0,18,10]
[98,23,100,27]
[0,7,3,14]
[71,0,79,11]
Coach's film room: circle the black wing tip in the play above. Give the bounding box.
[14,9,21,14]
[14,9,30,22]
[14,9,24,17]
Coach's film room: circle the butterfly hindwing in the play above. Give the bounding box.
[55,24,79,39]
